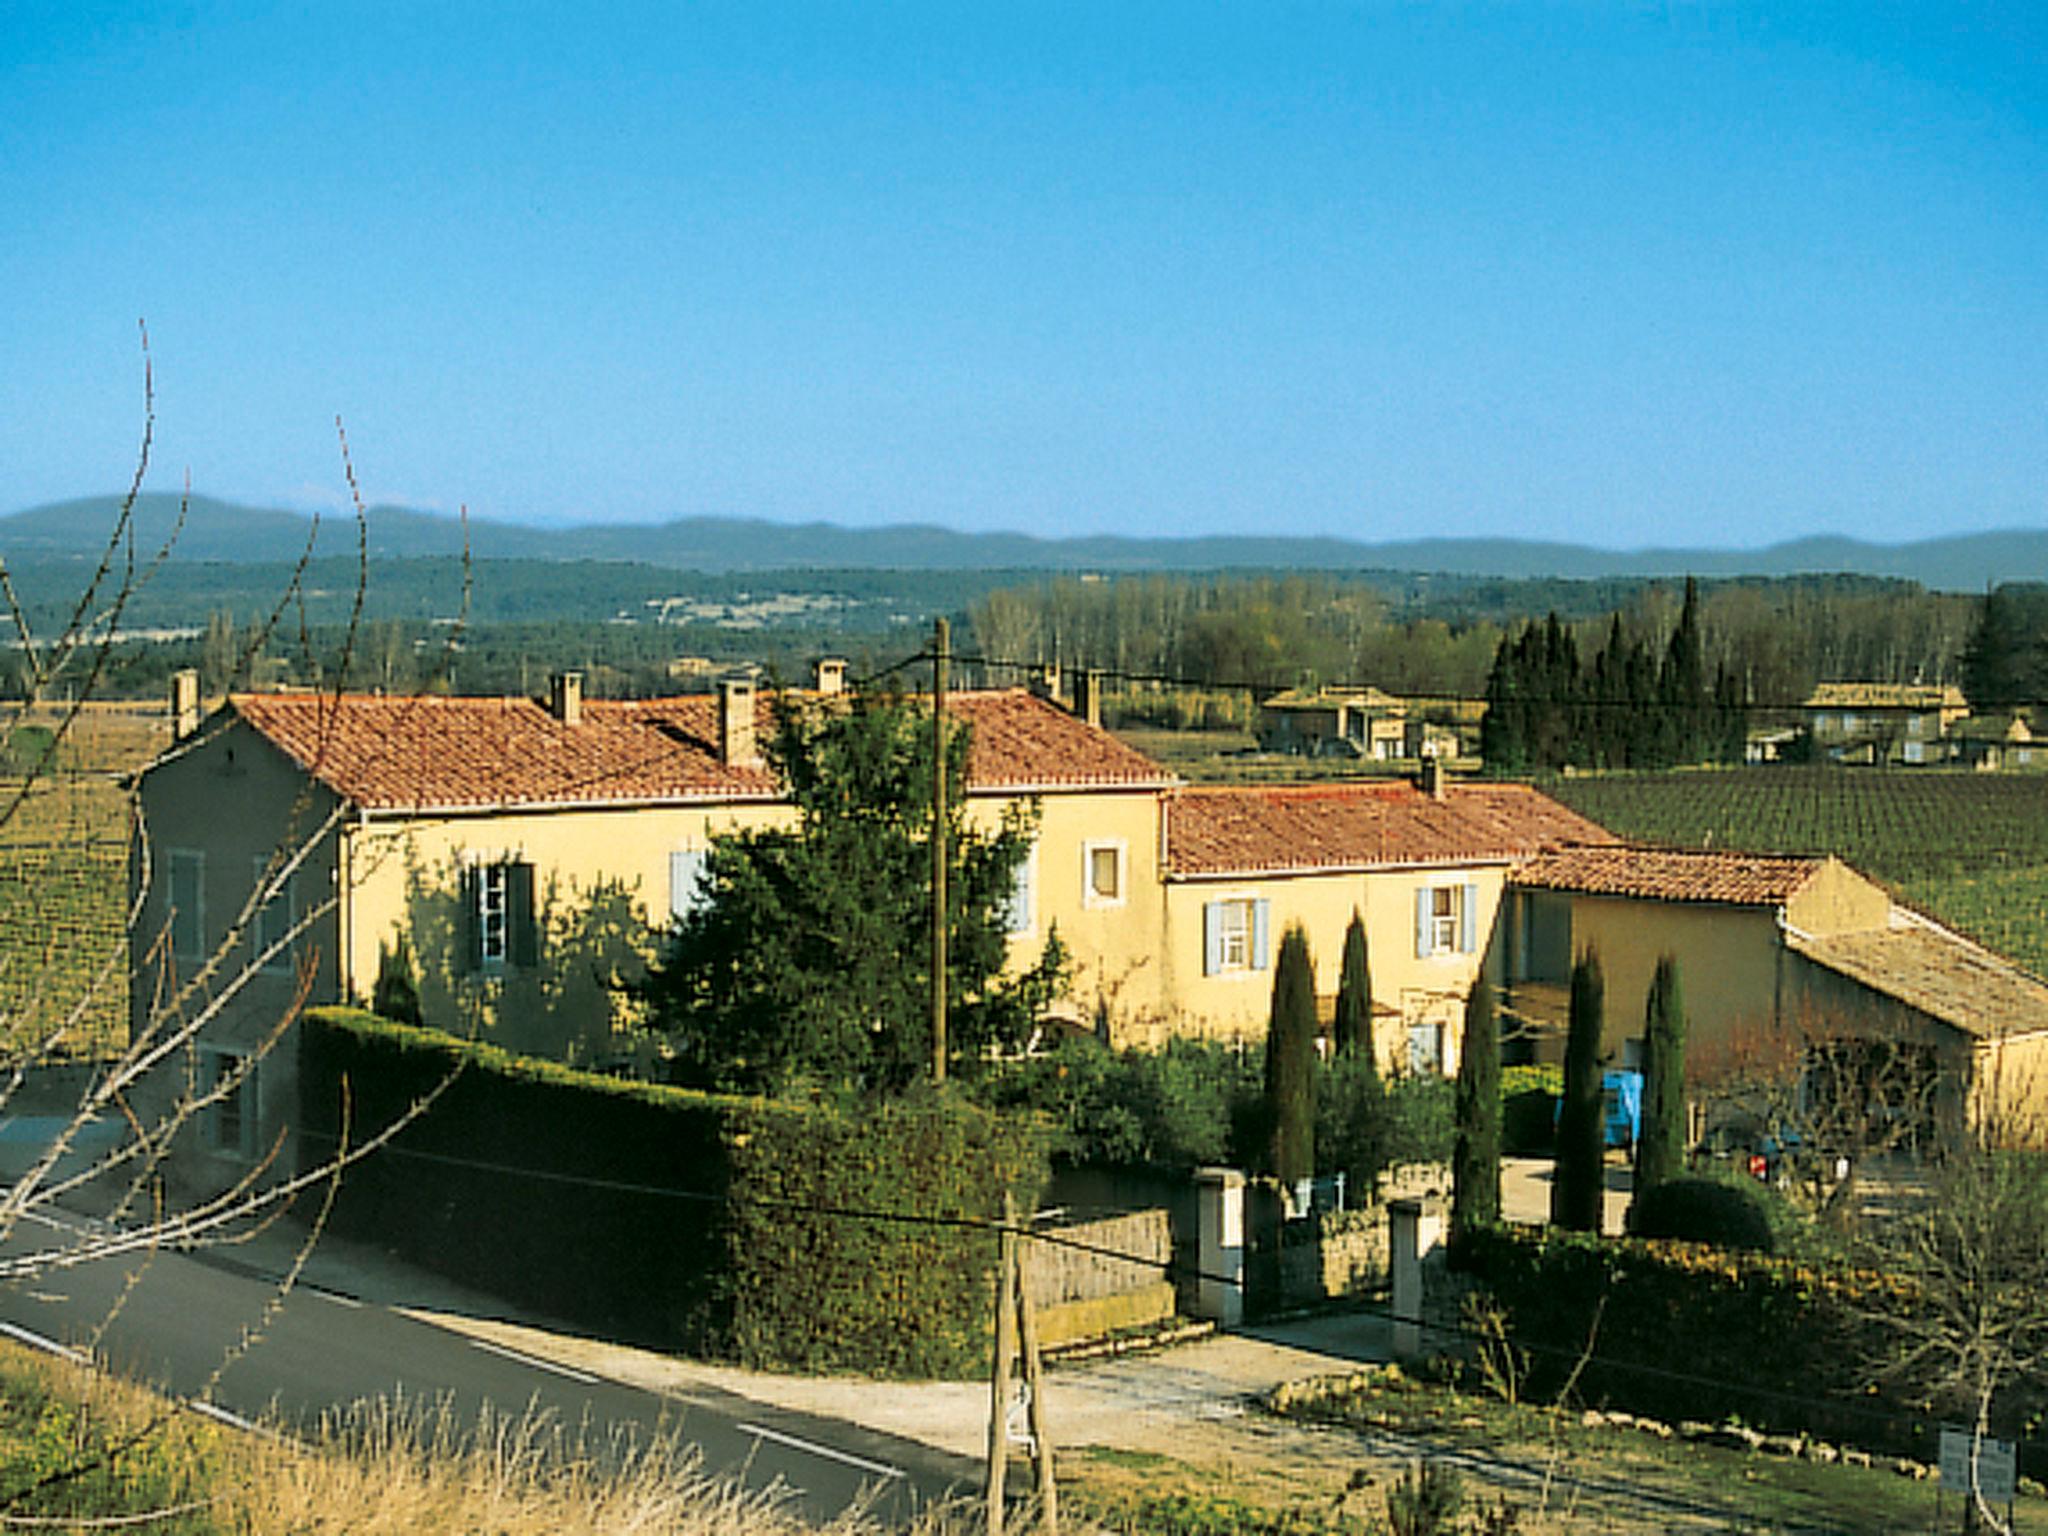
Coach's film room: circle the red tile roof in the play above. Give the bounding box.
[1165,782,1614,878]
[1511,844,1828,906]
[224,688,1173,813]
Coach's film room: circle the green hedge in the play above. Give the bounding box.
[1454,1224,1925,1455]
[299,1008,1048,1377]
[1500,1063,1560,1155]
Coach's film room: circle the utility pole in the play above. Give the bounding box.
[931,616,949,1084]
[986,1189,1057,1536]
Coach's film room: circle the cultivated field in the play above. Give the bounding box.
[0,703,167,1058]
[1546,766,2048,979]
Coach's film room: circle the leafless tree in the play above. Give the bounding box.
[0,326,458,1289]
[1688,1001,1949,1219]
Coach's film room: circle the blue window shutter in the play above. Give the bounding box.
[1461,882,1479,954]
[669,849,708,922]
[1204,901,1223,976]
[1415,887,1433,958]
[1252,900,1271,970]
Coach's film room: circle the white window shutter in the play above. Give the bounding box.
[1415,887,1432,958]
[1252,899,1271,970]
[1203,901,1223,976]
[1461,882,1479,955]
[669,849,708,922]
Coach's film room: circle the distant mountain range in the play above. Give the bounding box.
[4,493,2043,591]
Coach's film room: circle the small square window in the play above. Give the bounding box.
[1083,841,1125,907]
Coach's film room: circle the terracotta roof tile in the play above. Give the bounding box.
[1788,920,2048,1041]
[1511,844,1827,906]
[1165,782,1613,878]
[224,688,1172,813]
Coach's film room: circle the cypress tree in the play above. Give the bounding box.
[1551,948,1606,1233]
[1333,909,1376,1077]
[1452,976,1502,1238]
[1265,922,1318,1188]
[1635,955,1688,1200]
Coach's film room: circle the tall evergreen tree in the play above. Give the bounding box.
[1660,576,1708,763]
[1452,976,1502,1238]
[1333,910,1377,1077]
[1634,954,1688,1202]
[1551,949,1606,1233]
[1265,923,1318,1188]
[1963,583,2048,713]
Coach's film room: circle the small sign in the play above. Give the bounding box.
[1939,1426,2017,1503]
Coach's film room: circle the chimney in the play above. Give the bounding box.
[549,671,584,727]
[1073,669,1103,729]
[171,668,202,742]
[1028,663,1064,705]
[812,657,847,696]
[719,674,759,767]
[1420,752,1447,802]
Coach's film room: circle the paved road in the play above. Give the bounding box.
[0,1210,981,1526]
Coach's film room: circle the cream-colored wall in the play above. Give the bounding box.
[1537,895,1785,1064]
[342,798,791,1061]
[1785,861,1890,937]
[132,720,345,1195]
[1145,864,1511,1074]
[977,790,1167,1033]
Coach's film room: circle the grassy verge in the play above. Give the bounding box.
[0,1339,922,1534]
[1898,864,2048,979]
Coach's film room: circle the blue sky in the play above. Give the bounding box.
[2,3,2042,548]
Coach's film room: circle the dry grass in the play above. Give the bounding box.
[0,1340,970,1536]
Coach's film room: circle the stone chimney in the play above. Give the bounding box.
[812,657,847,696]
[1073,669,1103,729]
[719,674,759,767]
[1419,752,1447,801]
[171,668,202,743]
[549,671,584,727]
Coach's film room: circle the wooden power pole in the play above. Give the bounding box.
[931,616,949,1084]
[986,1190,1057,1536]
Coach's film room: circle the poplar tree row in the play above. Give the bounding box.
[1481,577,1747,774]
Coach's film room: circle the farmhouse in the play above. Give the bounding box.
[1800,682,1968,765]
[132,664,2048,1197]
[1502,843,2048,1132]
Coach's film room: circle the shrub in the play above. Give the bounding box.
[1628,1176,1776,1253]
[1501,1063,1560,1155]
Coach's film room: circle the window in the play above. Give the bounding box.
[1202,897,1270,976]
[203,1048,257,1159]
[668,848,709,923]
[1414,882,1478,959]
[479,863,510,963]
[1406,1021,1443,1075]
[462,859,537,972]
[1082,841,1125,908]
[168,849,204,961]
[251,856,296,971]
[1004,844,1038,935]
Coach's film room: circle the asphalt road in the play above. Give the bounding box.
[0,1210,982,1526]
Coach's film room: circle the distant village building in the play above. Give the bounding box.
[1255,686,1410,759]
[1800,683,1968,765]
[1951,714,2041,772]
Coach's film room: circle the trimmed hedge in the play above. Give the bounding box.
[1500,1063,1560,1155]
[299,1008,1048,1377]
[1454,1223,1925,1456]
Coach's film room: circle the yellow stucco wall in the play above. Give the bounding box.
[1521,893,1785,1065]
[1785,860,1891,936]
[131,720,347,1193]
[1143,864,1511,1073]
